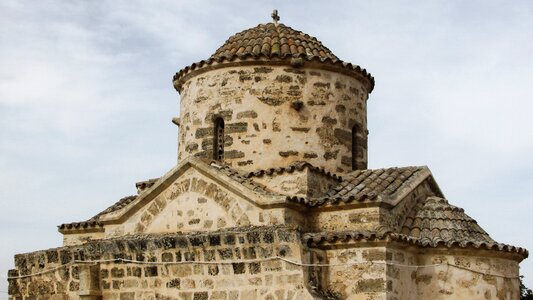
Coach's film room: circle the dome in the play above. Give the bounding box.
[210,22,340,62]
[173,22,374,93]
[173,19,375,173]
[401,197,494,246]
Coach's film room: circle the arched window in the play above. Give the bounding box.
[351,124,358,170]
[213,117,225,161]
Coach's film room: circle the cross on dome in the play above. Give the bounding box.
[271,9,280,24]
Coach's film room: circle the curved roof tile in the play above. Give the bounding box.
[211,23,339,61]
[400,196,493,245]
[58,195,137,233]
[302,229,528,257]
[246,160,342,182]
[173,23,375,93]
[288,166,425,206]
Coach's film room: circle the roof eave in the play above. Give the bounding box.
[172,56,375,94]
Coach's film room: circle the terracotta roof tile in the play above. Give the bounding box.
[57,220,103,232]
[58,195,137,232]
[60,161,278,233]
[302,229,528,257]
[211,23,338,62]
[208,162,274,195]
[289,166,424,206]
[92,195,138,219]
[246,160,342,181]
[400,196,494,246]
[135,178,159,191]
[173,23,374,93]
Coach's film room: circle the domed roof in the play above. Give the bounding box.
[173,22,374,93]
[210,23,340,62]
[401,197,494,246]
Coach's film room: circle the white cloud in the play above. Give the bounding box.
[1,0,532,293]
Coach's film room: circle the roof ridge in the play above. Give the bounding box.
[61,159,277,232]
[289,166,427,207]
[135,178,159,189]
[246,160,342,181]
[208,162,276,196]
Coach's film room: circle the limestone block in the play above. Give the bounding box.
[178,66,369,174]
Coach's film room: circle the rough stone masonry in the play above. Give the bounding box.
[8,14,527,300]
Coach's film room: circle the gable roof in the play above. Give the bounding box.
[209,162,275,195]
[287,166,440,207]
[58,163,437,232]
[58,195,137,232]
[56,161,528,258]
[59,157,286,233]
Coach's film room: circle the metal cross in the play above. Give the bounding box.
[271,9,280,24]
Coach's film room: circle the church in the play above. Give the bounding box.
[8,12,528,300]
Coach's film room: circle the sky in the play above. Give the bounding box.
[0,0,532,295]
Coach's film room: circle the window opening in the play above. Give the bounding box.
[213,117,225,161]
[352,124,358,170]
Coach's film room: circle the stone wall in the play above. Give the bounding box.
[251,168,340,198]
[319,246,390,299]
[10,229,523,300]
[385,179,438,231]
[63,230,104,247]
[177,65,369,174]
[9,226,315,300]
[309,206,383,233]
[385,248,423,300]
[91,167,294,242]
[304,178,437,233]
[414,251,520,300]
[308,244,521,300]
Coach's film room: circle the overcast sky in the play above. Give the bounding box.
[1,0,532,295]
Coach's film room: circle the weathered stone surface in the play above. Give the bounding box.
[224,150,245,159]
[236,110,258,119]
[10,17,526,300]
[177,65,369,174]
[290,127,310,132]
[257,96,285,106]
[9,227,313,298]
[195,127,213,139]
[275,75,292,83]
[279,151,298,157]
[253,67,273,74]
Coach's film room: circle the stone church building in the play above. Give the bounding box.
[8,13,528,300]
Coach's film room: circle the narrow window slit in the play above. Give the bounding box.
[352,124,358,170]
[213,117,225,161]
